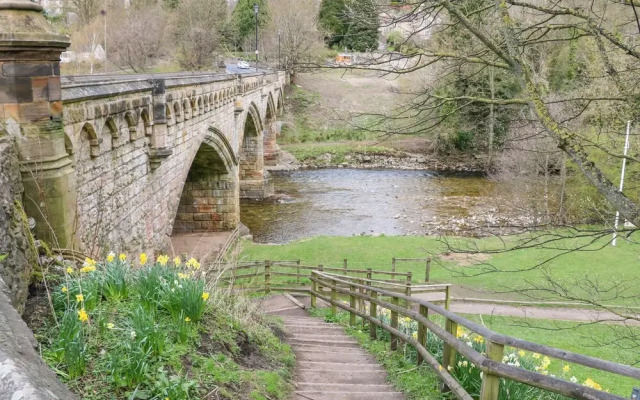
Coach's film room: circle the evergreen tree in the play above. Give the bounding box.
[231,0,269,50]
[318,0,379,51]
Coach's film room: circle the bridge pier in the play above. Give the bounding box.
[0,0,75,248]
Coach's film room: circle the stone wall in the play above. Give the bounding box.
[0,135,34,314]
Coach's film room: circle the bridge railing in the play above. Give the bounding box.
[309,270,640,400]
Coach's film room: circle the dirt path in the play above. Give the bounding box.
[260,295,406,400]
[414,292,639,325]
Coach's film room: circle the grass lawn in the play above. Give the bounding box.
[462,314,639,397]
[239,233,640,306]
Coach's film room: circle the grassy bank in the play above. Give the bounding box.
[240,233,640,306]
[32,255,294,400]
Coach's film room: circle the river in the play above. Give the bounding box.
[240,168,536,243]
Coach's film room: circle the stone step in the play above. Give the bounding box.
[296,383,398,393]
[293,344,369,353]
[294,350,377,363]
[297,369,388,385]
[286,325,345,334]
[298,361,384,372]
[289,333,356,341]
[293,391,405,400]
[289,338,361,348]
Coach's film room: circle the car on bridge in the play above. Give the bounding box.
[237,60,250,69]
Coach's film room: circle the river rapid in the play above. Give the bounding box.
[240,168,536,243]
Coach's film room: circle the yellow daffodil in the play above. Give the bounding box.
[532,353,541,359]
[61,286,68,293]
[76,294,84,302]
[80,265,96,273]
[202,292,210,301]
[185,317,191,322]
[119,253,126,261]
[583,378,601,390]
[518,350,526,357]
[107,252,115,262]
[77,308,88,322]
[456,326,465,338]
[563,365,570,373]
[178,272,189,279]
[411,331,417,339]
[66,267,74,274]
[139,253,148,265]
[473,336,484,344]
[157,255,169,266]
[106,322,115,329]
[186,257,200,270]
[173,256,182,266]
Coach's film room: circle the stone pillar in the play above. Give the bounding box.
[148,79,172,170]
[0,0,75,248]
[263,119,280,166]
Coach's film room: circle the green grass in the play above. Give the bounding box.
[283,143,400,164]
[462,314,639,397]
[240,232,640,306]
[35,256,294,400]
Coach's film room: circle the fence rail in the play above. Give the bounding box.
[309,271,639,400]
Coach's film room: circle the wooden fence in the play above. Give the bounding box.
[309,271,640,400]
[217,259,445,298]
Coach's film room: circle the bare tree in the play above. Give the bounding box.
[108,3,168,72]
[171,0,228,70]
[262,0,324,75]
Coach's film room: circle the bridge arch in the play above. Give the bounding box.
[172,127,239,234]
[263,93,279,166]
[239,102,267,198]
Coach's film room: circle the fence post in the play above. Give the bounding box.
[480,339,505,400]
[442,317,458,384]
[390,296,399,351]
[296,259,300,284]
[405,272,412,309]
[426,258,431,283]
[331,279,337,315]
[391,257,396,279]
[357,279,365,315]
[265,260,271,294]
[417,304,429,366]
[349,283,356,326]
[343,258,348,275]
[445,285,451,310]
[310,272,317,308]
[317,264,324,294]
[369,290,377,340]
[367,268,372,282]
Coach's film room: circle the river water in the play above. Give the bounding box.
[241,168,529,243]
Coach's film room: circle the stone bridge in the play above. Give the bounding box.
[19,70,286,254]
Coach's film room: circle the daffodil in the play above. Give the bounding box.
[157,255,169,266]
[139,253,148,265]
[185,317,191,322]
[202,292,210,301]
[563,364,570,373]
[186,257,200,270]
[583,378,602,390]
[178,272,189,279]
[106,322,115,329]
[518,350,526,357]
[107,252,115,262]
[173,256,182,266]
[77,308,88,322]
[80,265,96,273]
[532,353,541,359]
[66,267,74,274]
[119,253,127,262]
[456,326,465,338]
[473,336,484,344]
[61,286,68,293]
[76,294,84,302]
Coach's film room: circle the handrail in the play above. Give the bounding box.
[310,271,639,400]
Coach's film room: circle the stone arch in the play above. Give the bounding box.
[263,93,279,166]
[80,122,100,158]
[140,108,152,136]
[183,99,191,120]
[64,131,74,156]
[172,128,239,234]
[239,103,266,198]
[103,117,119,149]
[125,111,138,141]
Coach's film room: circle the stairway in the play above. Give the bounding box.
[263,295,406,400]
